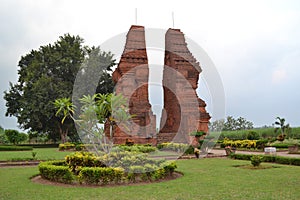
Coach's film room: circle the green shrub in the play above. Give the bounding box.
[270,143,289,148]
[65,151,105,173]
[157,142,189,152]
[230,153,252,160]
[117,144,157,153]
[262,155,276,162]
[38,160,74,183]
[5,129,28,144]
[79,167,124,185]
[247,131,260,140]
[251,155,263,167]
[152,168,166,180]
[275,156,291,165]
[32,151,37,160]
[190,131,206,137]
[290,157,300,166]
[58,142,75,151]
[0,145,33,151]
[0,133,9,144]
[230,153,300,166]
[18,144,59,148]
[160,161,177,176]
[184,145,195,154]
[39,151,178,185]
[256,139,269,149]
[222,138,257,149]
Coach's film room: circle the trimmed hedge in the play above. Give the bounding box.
[59,143,87,151]
[117,144,157,153]
[0,145,33,151]
[18,143,59,148]
[269,143,289,148]
[79,167,124,185]
[230,153,300,166]
[38,161,74,183]
[157,142,189,152]
[39,151,178,185]
[222,138,257,149]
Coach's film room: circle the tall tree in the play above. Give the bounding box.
[209,119,225,132]
[222,116,253,131]
[4,34,116,143]
[73,46,116,100]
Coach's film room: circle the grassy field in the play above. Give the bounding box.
[0,148,70,161]
[0,158,299,200]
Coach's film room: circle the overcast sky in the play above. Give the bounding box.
[0,0,300,131]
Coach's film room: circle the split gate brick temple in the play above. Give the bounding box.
[108,25,210,145]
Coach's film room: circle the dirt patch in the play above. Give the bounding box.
[233,164,280,170]
[31,172,183,188]
[0,161,40,167]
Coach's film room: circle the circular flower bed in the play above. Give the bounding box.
[38,151,178,185]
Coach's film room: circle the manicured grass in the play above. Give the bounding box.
[0,158,299,200]
[0,148,70,161]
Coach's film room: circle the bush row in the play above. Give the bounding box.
[117,144,157,153]
[230,153,300,166]
[79,161,177,185]
[0,145,33,151]
[157,142,189,152]
[39,151,177,185]
[269,143,290,148]
[38,161,74,183]
[222,138,257,149]
[18,143,59,148]
[59,142,85,151]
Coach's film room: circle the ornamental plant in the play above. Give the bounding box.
[55,93,132,154]
[39,151,177,185]
[250,155,263,167]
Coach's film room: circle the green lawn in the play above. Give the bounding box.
[0,148,70,161]
[0,158,299,200]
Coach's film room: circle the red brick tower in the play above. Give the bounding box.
[110,25,156,145]
[158,28,210,144]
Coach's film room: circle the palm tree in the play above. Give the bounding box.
[274,117,291,141]
[54,97,76,143]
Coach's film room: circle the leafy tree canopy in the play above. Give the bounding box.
[4,34,116,143]
[4,129,28,145]
[210,116,254,131]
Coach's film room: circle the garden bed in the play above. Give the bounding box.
[38,151,179,186]
[32,171,182,187]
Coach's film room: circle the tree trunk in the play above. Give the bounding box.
[59,125,68,144]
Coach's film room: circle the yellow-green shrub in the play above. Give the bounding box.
[223,138,257,149]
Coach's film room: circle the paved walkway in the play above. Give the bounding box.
[209,149,300,158]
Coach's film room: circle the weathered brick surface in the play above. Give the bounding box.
[109,25,157,145]
[109,26,210,146]
[158,28,210,144]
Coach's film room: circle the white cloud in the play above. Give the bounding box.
[272,69,287,84]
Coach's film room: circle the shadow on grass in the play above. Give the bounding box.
[232,164,281,170]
